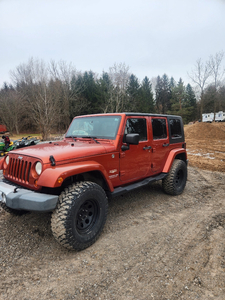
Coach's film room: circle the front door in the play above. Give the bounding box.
[119,117,151,182]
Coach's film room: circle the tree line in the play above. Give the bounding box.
[188,51,225,116]
[0,54,224,140]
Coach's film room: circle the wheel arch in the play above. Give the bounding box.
[174,152,187,163]
[162,149,187,173]
[37,161,114,192]
[62,170,111,192]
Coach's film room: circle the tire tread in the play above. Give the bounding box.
[162,159,187,196]
[51,181,108,250]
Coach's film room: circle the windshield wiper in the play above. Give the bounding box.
[66,135,77,142]
[81,136,100,144]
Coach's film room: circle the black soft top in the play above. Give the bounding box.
[124,112,182,119]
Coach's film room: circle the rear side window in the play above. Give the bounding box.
[152,118,167,139]
[125,118,147,141]
[169,119,182,139]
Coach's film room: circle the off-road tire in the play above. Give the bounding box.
[0,202,28,215]
[162,159,187,195]
[51,181,108,251]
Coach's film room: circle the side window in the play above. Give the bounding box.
[152,118,167,139]
[169,119,182,139]
[125,118,147,141]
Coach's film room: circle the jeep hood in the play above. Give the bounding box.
[9,140,114,164]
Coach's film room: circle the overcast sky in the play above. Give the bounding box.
[0,0,225,87]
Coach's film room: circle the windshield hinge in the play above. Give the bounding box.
[49,155,56,166]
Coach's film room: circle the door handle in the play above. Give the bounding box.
[163,143,169,147]
[143,146,152,150]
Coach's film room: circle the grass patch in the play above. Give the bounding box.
[8,133,63,141]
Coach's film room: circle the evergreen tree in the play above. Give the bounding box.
[177,78,186,110]
[81,71,101,114]
[183,83,197,123]
[170,77,176,89]
[97,72,114,112]
[218,86,225,111]
[169,78,185,117]
[185,84,196,107]
[169,80,197,123]
[202,85,216,113]
[126,74,140,111]
[169,77,176,103]
[155,76,163,113]
[70,74,87,117]
[155,74,171,113]
[138,76,154,112]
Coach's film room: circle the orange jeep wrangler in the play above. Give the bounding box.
[0,113,187,250]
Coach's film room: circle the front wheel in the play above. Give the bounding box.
[162,159,187,195]
[51,181,108,250]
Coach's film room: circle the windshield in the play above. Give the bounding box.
[66,116,122,140]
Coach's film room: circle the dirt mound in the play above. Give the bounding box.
[184,122,225,140]
[184,122,225,172]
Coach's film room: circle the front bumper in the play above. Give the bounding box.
[0,181,58,212]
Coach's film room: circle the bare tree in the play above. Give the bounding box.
[208,51,225,112]
[188,58,212,115]
[49,60,86,122]
[108,63,130,112]
[10,58,63,140]
[0,87,25,134]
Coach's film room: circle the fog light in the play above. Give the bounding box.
[1,193,6,203]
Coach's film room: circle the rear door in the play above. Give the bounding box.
[150,116,170,174]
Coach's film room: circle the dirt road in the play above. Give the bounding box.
[1,165,225,300]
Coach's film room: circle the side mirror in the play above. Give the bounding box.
[125,133,139,145]
[121,133,139,151]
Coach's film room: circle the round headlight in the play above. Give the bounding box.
[5,156,9,165]
[35,162,42,175]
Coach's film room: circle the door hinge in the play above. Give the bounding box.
[120,152,126,158]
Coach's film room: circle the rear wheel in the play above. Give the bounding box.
[51,181,108,250]
[162,159,187,195]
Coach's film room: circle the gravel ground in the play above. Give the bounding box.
[1,166,225,299]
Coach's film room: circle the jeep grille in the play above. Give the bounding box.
[7,156,32,184]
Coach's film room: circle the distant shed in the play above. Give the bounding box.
[215,111,225,122]
[202,113,214,123]
[0,125,7,134]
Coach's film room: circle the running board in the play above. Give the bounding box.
[110,173,168,198]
